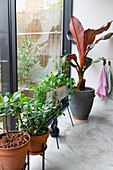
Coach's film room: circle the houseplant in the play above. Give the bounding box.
[30,68,76,104]
[62,16,113,119]
[15,93,61,155]
[0,92,30,170]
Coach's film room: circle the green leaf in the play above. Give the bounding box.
[53,70,59,76]
[6,92,12,99]
[29,84,39,91]
[3,96,9,103]
[12,92,21,100]
[21,96,28,102]
[0,96,3,103]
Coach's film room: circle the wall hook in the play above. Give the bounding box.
[108,61,111,66]
[103,60,106,66]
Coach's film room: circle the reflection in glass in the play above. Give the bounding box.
[16,0,63,90]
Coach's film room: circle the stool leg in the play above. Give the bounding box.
[56,137,59,149]
[42,143,45,170]
[23,164,26,170]
[27,150,30,170]
[67,106,74,126]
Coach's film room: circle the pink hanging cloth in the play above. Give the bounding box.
[96,65,108,101]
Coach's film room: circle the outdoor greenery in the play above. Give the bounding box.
[17,37,41,86]
[46,0,63,10]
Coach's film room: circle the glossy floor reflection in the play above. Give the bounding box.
[30,107,113,170]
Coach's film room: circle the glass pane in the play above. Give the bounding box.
[0,0,10,130]
[16,0,63,90]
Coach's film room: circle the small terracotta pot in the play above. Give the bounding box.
[0,131,30,170]
[29,126,50,155]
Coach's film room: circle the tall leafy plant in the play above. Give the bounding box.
[17,37,41,86]
[62,16,113,90]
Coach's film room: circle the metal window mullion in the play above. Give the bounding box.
[62,0,72,56]
[7,0,18,130]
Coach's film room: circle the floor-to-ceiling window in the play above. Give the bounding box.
[0,0,72,130]
[16,0,63,90]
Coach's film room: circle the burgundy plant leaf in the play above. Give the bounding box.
[69,16,85,66]
[67,31,77,45]
[95,32,113,43]
[85,32,113,56]
[83,57,92,70]
[61,54,77,61]
[61,54,79,71]
[84,20,113,48]
[66,54,77,62]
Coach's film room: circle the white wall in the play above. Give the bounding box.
[72,0,113,109]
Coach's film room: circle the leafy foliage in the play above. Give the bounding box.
[33,85,55,105]
[63,16,113,90]
[46,0,63,10]
[18,95,57,136]
[0,90,60,137]
[17,37,41,86]
[0,92,22,139]
[45,70,75,89]
[29,66,76,106]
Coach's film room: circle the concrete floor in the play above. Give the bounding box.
[30,107,113,170]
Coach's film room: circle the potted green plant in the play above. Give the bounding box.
[45,69,75,102]
[30,68,76,104]
[15,93,61,155]
[62,16,113,120]
[0,92,30,170]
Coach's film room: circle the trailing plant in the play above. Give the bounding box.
[62,16,113,90]
[17,37,41,86]
[29,68,76,105]
[33,84,55,105]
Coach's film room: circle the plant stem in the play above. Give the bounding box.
[17,112,23,125]
[5,108,10,139]
[35,126,41,135]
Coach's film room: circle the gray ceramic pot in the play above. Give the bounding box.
[69,87,95,120]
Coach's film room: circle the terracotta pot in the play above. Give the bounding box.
[29,126,50,155]
[0,131,30,170]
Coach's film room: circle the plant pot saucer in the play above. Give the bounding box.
[29,144,47,155]
[72,114,88,120]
